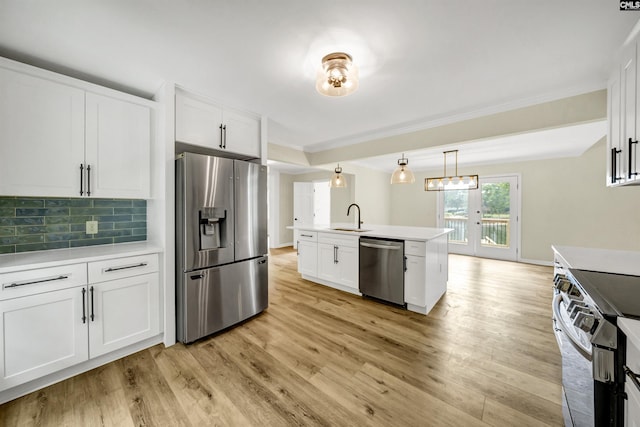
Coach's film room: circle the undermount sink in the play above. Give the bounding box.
[330,228,371,232]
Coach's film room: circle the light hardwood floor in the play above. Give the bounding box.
[0,248,563,426]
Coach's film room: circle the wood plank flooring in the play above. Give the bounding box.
[0,248,563,426]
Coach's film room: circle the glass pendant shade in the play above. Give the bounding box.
[316,52,359,97]
[330,164,347,188]
[425,150,479,191]
[390,154,416,184]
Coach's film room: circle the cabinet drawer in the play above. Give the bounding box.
[88,254,158,283]
[318,232,359,247]
[0,263,87,301]
[405,240,426,256]
[297,231,317,242]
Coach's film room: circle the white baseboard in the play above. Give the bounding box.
[271,242,293,249]
[518,257,553,266]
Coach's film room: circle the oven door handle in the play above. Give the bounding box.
[552,294,592,361]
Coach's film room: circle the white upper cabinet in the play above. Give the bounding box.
[85,93,151,198]
[0,59,154,199]
[0,68,85,197]
[175,89,261,158]
[608,33,640,186]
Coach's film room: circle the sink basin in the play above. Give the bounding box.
[330,228,371,232]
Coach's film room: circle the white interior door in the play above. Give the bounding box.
[313,180,331,225]
[440,175,519,261]
[293,182,314,249]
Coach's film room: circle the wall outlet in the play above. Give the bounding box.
[86,221,98,235]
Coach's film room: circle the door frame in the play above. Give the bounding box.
[437,173,521,262]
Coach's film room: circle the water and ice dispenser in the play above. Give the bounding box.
[199,207,227,250]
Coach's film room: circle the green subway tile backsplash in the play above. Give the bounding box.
[0,197,146,254]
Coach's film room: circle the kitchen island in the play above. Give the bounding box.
[289,224,452,315]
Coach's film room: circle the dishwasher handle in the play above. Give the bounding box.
[360,242,402,250]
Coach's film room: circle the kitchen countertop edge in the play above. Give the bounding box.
[0,242,164,274]
[552,245,640,276]
[289,225,453,242]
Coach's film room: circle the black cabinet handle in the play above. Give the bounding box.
[90,286,95,321]
[334,245,338,264]
[86,165,91,196]
[219,124,224,149]
[297,241,300,255]
[629,138,638,179]
[611,147,622,183]
[81,288,87,324]
[223,125,227,149]
[79,164,84,196]
[404,256,408,272]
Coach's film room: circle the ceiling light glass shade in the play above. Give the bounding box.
[425,175,479,191]
[316,52,359,97]
[330,164,347,188]
[390,154,416,184]
[425,150,479,191]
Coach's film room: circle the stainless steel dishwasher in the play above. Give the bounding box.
[359,237,405,306]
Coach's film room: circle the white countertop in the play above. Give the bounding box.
[552,245,640,276]
[289,224,453,242]
[0,242,163,274]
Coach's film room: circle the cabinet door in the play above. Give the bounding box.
[336,245,358,289]
[88,272,160,358]
[175,91,223,149]
[297,240,318,277]
[317,243,340,283]
[0,67,85,197]
[622,41,637,183]
[85,93,151,199]
[223,108,261,157]
[0,286,88,391]
[608,73,623,186]
[405,254,426,306]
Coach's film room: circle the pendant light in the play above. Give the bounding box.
[330,164,347,188]
[425,150,479,191]
[390,153,416,184]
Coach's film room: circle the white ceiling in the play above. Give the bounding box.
[0,1,636,165]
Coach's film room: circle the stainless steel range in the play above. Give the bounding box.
[552,251,640,426]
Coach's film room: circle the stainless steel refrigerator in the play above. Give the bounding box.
[176,152,268,343]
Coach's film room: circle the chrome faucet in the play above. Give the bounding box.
[347,203,361,229]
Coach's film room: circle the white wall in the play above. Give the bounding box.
[390,138,640,262]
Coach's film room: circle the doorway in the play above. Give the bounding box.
[292,180,331,248]
[438,175,520,261]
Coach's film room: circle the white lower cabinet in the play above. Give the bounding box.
[404,236,448,314]
[89,272,160,358]
[297,232,318,277]
[404,254,426,306]
[316,233,359,292]
[0,286,88,390]
[0,252,160,393]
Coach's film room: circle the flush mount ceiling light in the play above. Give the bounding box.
[390,153,416,184]
[425,150,479,191]
[316,52,359,97]
[330,164,347,188]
